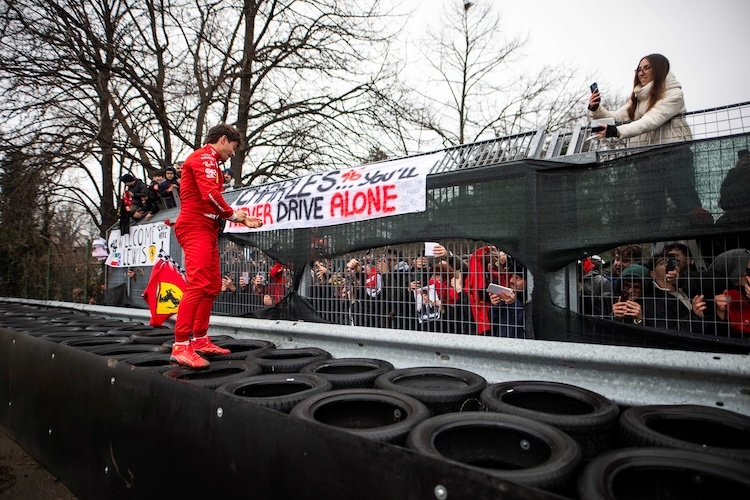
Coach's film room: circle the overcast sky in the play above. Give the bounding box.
[406,0,749,112]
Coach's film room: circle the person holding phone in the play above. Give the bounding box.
[588,53,709,227]
[644,253,706,332]
[488,263,529,338]
[611,264,648,325]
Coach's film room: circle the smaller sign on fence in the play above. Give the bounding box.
[106,222,172,268]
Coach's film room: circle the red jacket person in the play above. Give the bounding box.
[170,123,262,368]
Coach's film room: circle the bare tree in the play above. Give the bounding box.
[411,1,590,147]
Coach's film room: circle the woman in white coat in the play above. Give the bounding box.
[588,53,708,227]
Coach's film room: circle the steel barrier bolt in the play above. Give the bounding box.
[216,407,224,418]
[434,484,448,499]
[110,377,116,385]
[520,439,531,451]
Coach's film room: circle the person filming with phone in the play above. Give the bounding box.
[588,53,709,227]
[611,264,648,325]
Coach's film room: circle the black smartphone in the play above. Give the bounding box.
[666,258,677,272]
[619,290,630,302]
[590,82,598,93]
[591,126,605,133]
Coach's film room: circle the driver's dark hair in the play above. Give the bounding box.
[205,123,242,146]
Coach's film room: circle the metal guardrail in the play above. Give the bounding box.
[417,101,750,173]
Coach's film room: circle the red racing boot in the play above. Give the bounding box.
[192,335,231,356]
[170,341,210,369]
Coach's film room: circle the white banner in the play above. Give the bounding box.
[224,152,443,233]
[106,222,172,268]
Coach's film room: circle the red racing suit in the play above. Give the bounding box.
[173,144,235,342]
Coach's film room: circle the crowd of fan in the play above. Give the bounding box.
[215,243,532,338]
[213,239,749,341]
[119,164,237,223]
[580,242,750,338]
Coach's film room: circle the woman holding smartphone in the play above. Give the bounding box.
[588,53,709,227]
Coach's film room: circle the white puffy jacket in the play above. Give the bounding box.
[592,72,692,146]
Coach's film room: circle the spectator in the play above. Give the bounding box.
[378,248,412,329]
[223,168,235,190]
[220,273,237,293]
[160,166,180,208]
[465,245,501,335]
[612,244,643,290]
[611,264,649,326]
[579,257,613,317]
[708,248,750,337]
[121,173,149,198]
[130,190,160,222]
[588,53,708,227]
[717,149,750,229]
[641,253,706,332]
[148,170,165,205]
[488,262,529,338]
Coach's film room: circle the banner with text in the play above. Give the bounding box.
[224,152,443,233]
[106,222,172,268]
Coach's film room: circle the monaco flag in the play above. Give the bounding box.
[142,253,186,326]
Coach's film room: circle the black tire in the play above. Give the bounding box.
[203,339,275,361]
[161,335,234,349]
[85,321,146,332]
[300,358,395,389]
[164,360,263,390]
[619,404,750,462]
[120,352,175,374]
[23,326,89,337]
[480,380,619,460]
[130,329,176,345]
[577,447,750,500]
[406,412,582,494]
[373,366,487,415]
[104,324,155,336]
[290,388,430,445]
[88,343,168,359]
[245,347,332,373]
[38,331,107,343]
[59,336,132,351]
[216,373,333,413]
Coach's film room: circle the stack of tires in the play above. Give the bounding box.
[4,303,750,498]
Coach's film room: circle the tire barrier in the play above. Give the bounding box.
[163,360,263,390]
[374,366,487,415]
[59,336,132,351]
[245,347,332,374]
[619,404,750,463]
[480,380,620,460]
[129,328,176,345]
[160,335,235,349]
[290,388,431,445]
[205,339,276,361]
[38,331,107,343]
[23,326,89,337]
[577,447,750,499]
[88,343,169,360]
[406,412,582,495]
[119,352,176,374]
[300,358,395,389]
[2,301,750,499]
[216,373,333,413]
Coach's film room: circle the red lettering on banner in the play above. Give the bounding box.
[242,203,274,225]
[329,185,398,218]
